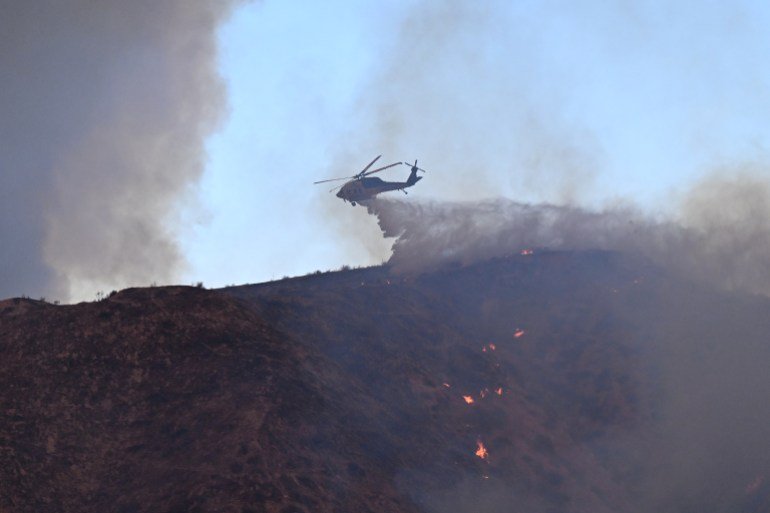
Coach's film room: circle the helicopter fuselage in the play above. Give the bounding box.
[314,156,425,206]
[336,170,422,205]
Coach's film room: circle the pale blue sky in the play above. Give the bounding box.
[181,0,770,288]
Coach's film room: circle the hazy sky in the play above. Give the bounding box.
[182,0,770,289]
[3,1,770,300]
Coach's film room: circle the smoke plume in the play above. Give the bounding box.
[328,0,770,281]
[1,1,242,301]
[367,168,770,296]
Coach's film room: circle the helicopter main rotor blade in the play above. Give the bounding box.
[314,176,354,185]
[329,184,344,193]
[363,162,403,176]
[359,154,382,176]
[315,156,401,185]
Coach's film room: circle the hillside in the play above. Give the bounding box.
[2,250,770,512]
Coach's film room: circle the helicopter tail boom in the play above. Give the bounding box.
[404,159,427,187]
[406,166,422,186]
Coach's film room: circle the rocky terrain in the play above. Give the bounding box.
[2,250,770,512]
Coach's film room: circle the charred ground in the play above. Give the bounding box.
[1,250,770,512]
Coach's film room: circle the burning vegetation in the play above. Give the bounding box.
[475,439,489,461]
[3,250,770,512]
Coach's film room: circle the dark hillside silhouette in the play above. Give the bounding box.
[2,251,770,512]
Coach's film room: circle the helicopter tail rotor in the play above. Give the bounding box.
[405,159,425,187]
[404,159,428,173]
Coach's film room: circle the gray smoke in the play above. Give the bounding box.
[323,0,604,252]
[364,171,770,512]
[367,169,770,296]
[1,1,243,301]
[331,0,770,266]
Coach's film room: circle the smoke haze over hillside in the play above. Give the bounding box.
[321,0,770,288]
[1,1,242,301]
[367,169,770,296]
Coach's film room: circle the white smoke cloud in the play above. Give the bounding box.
[1,1,244,301]
[368,167,770,296]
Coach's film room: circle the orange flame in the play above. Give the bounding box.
[520,249,534,256]
[513,329,525,338]
[475,440,488,460]
[496,387,503,396]
[463,395,475,404]
[443,383,451,388]
[480,388,488,399]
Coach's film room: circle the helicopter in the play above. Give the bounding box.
[314,155,427,206]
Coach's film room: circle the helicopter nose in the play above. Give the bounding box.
[336,190,343,198]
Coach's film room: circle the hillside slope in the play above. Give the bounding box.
[2,250,770,512]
